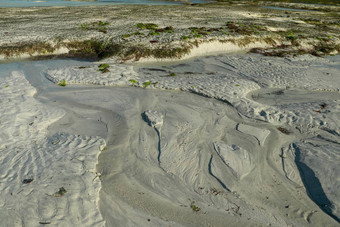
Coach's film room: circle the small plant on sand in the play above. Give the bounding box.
[149,30,160,36]
[58,79,66,87]
[129,79,138,84]
[190,202,200,212]
[226,21,253,36]
[54,187,67,197]
[181,35,189,41]
[80,21,110,34]
[135,23,158,30]
[143,81,152,88]
[98,21,110,26]
[98,63,110,73]
[169,72,176,77]
[80,23,88,30]
[122,34,131,39]
[286,32,297,41]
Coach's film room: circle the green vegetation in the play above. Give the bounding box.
[121,34,131,39]
[0,41,56,57]
[66,39,192,60]
[169,72,176,77]
[190,202,200,212]
[80,21,110,34]
[135,23,158,30]
[120,23,174,38]
[251,41,340,57]
[149,31,160,36]
[54,187,67,197]
[98,63,110,73]
[143,81,152,88]
[181,35,189,41]
[58,79,66,87]
[286,32,297,41]
[129,79,138,83]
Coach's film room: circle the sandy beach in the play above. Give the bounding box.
[1,1,340,226]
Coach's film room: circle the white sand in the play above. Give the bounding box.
[1,53,340,226]
[0,71,106,225]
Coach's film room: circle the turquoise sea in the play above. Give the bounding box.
[0,0,209,7]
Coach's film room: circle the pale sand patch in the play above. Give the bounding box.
[0,71,105,226]
[236,124,270,146]
[44,53,340,225]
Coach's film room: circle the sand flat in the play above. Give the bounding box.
[0,53,328,226]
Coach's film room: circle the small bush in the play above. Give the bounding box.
[58,79,66,87]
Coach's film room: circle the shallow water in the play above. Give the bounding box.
[248,88,340,106]
[0,0,208,7]
[263,6,313,11]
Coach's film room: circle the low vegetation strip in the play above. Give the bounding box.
[0,2,339,60]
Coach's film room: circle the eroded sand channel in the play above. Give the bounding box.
[1,54,339,226]
[44,86,340,226]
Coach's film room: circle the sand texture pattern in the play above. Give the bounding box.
[42,54,340,226]
[0,71,106,226]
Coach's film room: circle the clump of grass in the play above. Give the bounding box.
[286,32,297,41]
[169,72,176,77]
[129,79,138,83]
[54,187,67,197]
[66,39,192,60]
[58,79,66,87]
[149,31,160,36]
[190,202,200,212]
[0,41,56,57]
[135,23,158,30]
[98,63,110,73]
[143,81,152,88]
[133,23,173,37]
[181,35,190,41]
[121,34,131,39]
[226,21,253,36]
[154,26,174,33]
[80,21,110,34]
[251,40,339,57]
